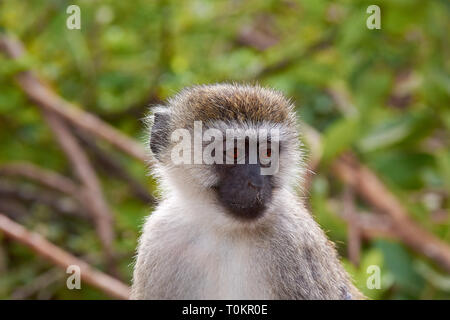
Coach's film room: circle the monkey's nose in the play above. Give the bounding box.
[248,180,262,191]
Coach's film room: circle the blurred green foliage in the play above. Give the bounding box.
[0,0,449,299]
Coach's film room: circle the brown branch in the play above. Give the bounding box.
[333,153,450,272]
[300,119,450,271]
[331,201,397,240]
[0,181,87,219]
[0,34,147,162]
[318,83,450,270]
[0,238,6,274]
[237,19,279,51]
[0,199,28,220]
[11,268,64,300]
[0,162,89,218]
[329,199,397,239]
[42,111,116,271]
[73,129,155,205]
[0,213,130,299]
[342,187,361,266]
[0,162,79,195]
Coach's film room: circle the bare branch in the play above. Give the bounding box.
[11,268,64,300]
[301,120,450,272]
[42,111,116,271]
[0,236,7,274]
[0,213,130,299]
[0,199,28,220]
[333,153,450,272]
[342,187,361,266]
[74,129,155,205]
[0,162,79,196]
[0,34,147,162]
[0,181,87,219]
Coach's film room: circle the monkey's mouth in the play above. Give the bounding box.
[214,187,270,221]
[230,202,248,208]
[226,200,267,220]
[211,187,269,220]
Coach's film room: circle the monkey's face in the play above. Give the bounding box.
[148,84,304,222]
[212,138,275,220]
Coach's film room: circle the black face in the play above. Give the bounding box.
[213,140,274,220]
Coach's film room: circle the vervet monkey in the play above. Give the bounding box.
[131,83,363,300]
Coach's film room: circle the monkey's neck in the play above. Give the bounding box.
[162,184,298,235]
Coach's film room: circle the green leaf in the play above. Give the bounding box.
[321,116,360,164]
[375,240,425,297]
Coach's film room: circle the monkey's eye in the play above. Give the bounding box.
[259,144,273,167]
[259,144,272,158]
[233,147,239,160]
[224,147,245,164]
[260,149,271,160]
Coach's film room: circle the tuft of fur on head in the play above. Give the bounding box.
[145,83,305,214]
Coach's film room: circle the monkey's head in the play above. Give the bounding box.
[148,83,303,221]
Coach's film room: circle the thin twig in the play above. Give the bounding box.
[11,268,64,300]
[0,199,29,220]
[0,162,79,195]
[342,187,361,266]
[0,181,87,219]
[74,129,155,205]
[0,213,130,299]
[333,153,450,272]
[0,237,7,274]
[330,199,396,239]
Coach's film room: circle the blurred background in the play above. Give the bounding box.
[0,0,449,300]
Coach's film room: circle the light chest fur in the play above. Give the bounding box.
[132,197,276,299]
[131,189,362,300]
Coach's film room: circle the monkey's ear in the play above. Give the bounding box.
[149,109,171,161]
